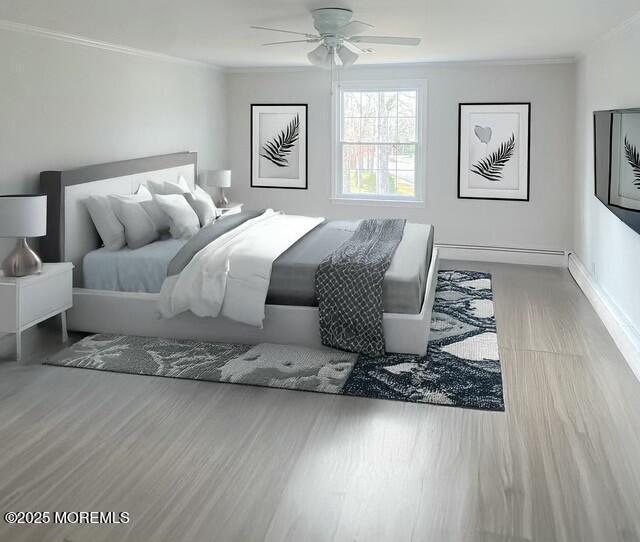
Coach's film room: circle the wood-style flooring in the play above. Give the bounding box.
[0,260,639,542]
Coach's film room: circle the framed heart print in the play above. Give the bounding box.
[458,103,531,201]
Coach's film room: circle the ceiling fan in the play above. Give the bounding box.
[251,7,421,68]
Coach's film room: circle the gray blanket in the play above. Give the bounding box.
[315,218,406,356]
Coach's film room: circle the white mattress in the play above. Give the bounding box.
[83,238,186,293]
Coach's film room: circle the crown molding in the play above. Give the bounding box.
[0,16,581,74]
[578,9,640,60]
[224,56,576,74]
[0,19,222,71]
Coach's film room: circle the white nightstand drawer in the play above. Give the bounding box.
[19,268,72,327]
[0,284,17,332]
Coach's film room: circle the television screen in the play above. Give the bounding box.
[594,108,640,234]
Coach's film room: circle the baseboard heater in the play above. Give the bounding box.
[435,243,567,266]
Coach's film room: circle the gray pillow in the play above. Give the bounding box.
[140,199,171,233]
[167,210,265,276]
[110,198,159,249]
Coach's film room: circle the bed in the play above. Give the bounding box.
[41,152,439,355]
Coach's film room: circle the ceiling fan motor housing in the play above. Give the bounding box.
[312,8,353,35]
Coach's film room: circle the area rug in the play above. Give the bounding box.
[45,270,504,411]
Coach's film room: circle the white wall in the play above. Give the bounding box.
[0,27,227,259]
[226,62,575,251]
[574,16,640,332]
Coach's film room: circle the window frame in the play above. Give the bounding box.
[331,79,428,206]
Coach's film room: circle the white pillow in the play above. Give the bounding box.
[177,175,190,190]
[147,179,166,195]
[153,194,200,239]
[108,187,146,209]
[184,185,218,226]
[173,176,191,193]
[147,176,190,195]
[84,195,126,251]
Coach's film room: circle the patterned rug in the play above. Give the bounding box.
[45,270,504,411]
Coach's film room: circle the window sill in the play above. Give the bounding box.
[330,197,426,208]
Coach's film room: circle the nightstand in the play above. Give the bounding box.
[0,263,73,361]
[218,202,243,217]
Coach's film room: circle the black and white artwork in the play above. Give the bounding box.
[458,103,530,201]
[251,104,308,189]
[609,110,640,211]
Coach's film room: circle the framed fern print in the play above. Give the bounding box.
[251,104,308,189]
[609,110,640,211]
[458,103,530,201]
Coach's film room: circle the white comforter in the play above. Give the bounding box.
[158,210,324,327]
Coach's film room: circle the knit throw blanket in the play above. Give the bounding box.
[315,218,406,356]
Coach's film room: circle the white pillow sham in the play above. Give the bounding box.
[153,194,200,239]
[147,176,190,195]
[84,195,126,251]
[147,177,217,226]
[184,185,218,226]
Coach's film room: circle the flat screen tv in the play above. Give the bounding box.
[594,108,640,234]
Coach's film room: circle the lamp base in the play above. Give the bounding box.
[2,238,43,277]
[216,188,229,208]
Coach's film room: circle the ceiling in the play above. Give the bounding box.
[0,0,638,67]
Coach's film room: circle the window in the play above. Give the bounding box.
[333,80,426,204]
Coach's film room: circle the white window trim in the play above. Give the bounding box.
[331,78,428,206]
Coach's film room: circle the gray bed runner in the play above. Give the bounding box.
[267,221,433,314]
[315,218,406,356]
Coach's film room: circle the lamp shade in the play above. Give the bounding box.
[337,45,358,67]
[307,44,329,67]
[0,195,47,237]
[204,170,231,188]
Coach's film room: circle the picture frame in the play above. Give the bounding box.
[457,102,531,201]
[251,104,308,190]
[608,109,640,212]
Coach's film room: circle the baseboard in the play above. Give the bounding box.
[568,253,640,381]
[436,243,568,267]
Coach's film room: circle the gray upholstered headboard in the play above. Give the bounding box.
[40,152,197,286]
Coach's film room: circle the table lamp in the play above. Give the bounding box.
[0,194,47,277]
[204,170,231,207]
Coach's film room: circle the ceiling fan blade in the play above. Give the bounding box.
[250,25,317,38]
[336,20,374,38]
[350,36,421,46]
[263,38,320,46]
[342,40,372,55]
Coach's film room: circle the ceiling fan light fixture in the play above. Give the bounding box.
[307,44,329,66]
[337,45,358,67]
[253,8,420,70]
